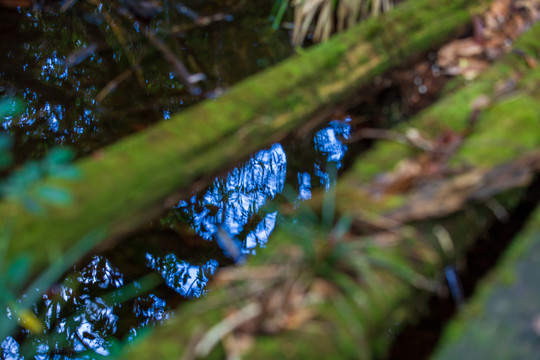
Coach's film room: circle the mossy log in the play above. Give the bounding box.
[0,0,489,274]
[432,207,540,360]
[116,21,540,360]
[114,162,538,360]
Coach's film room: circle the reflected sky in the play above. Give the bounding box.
[1,254,173,358]
[0,2,294,162]
[1,118,351,359]
[0,2,353,358]
[177,143,287,248]
[146,254,218,298]
[175,118,351,257]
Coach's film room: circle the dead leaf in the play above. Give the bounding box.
[405,128,434,151]
[310,279,339,298]
[494,77,518,97]
[437,39,484,68]
[459,58,490,80]
[484,13,500,31]
[369,127,466,197]
[490,0,512,21]
[387,150,540,223]
[371,157,424,195]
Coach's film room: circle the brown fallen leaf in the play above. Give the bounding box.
[437,38,484,68]
[459,58,491,80]
[283,307,316,330]
[369,128,464,196]
[470,94,492,111]
[490,0,512,21]
[436,0,540,82]
[386,149,540,223]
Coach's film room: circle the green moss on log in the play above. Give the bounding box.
[334,21,540,218]
[0,0,488,276]
[116,20,540,359]
[432,208,540,360]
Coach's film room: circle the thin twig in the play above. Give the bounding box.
[194,302,262,357]
[95,66,135,103]
[144,29,206,95]
[88,0,146,87]
[60,0,78,12]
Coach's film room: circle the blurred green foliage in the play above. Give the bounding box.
[0,96,25,169]
[1,148,80,212]
[0,96,25,119]
[0,96,87,338]
[0,96,80,212]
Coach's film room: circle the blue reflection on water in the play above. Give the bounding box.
[175,119,351,261]
[245,211,278,252]
[178,143,287,243]
[146,253,219,298]
[1,119,352,359]
[297,172,312,201]
[77,254,124,289]
[1,337,19,360]
[314,119,351,164]
[133,294,171,327]
[0,254,180,359]
[313,119,351,189]
[148,119,351,299]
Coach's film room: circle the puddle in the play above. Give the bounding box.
[2,116,353,358]
[0,1,436,356]
[0,1,293,163]
[0,3,359,357]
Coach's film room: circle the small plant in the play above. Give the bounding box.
[272,0,396,45]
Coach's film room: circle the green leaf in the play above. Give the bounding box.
[42,147,79,179]
[18,308,44,334]
[22,196,43,214]
[271,0,289,29]
[6,256,30,289]
[36,185,72,206]
[50,166,81,180]
[0,152,12,170]
[45,147,74,165]
[17,162,42,185]
[0,97,25,118]
[0,134,13,150]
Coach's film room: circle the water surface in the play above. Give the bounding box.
[0,2,357,358]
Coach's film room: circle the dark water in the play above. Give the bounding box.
[0,2,356,358]
[1,119,353,359]
[0,0,293,163]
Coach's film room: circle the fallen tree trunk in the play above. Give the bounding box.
[115,21,540,359]
[0,0,489,274]
[432,205,540,360]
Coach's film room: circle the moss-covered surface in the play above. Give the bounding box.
[431,207,540,360]
[110,19,540,359]
[115,187,534,359]
[333,20,540,219]
[116,211,438,359]
[0,0,488,277]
